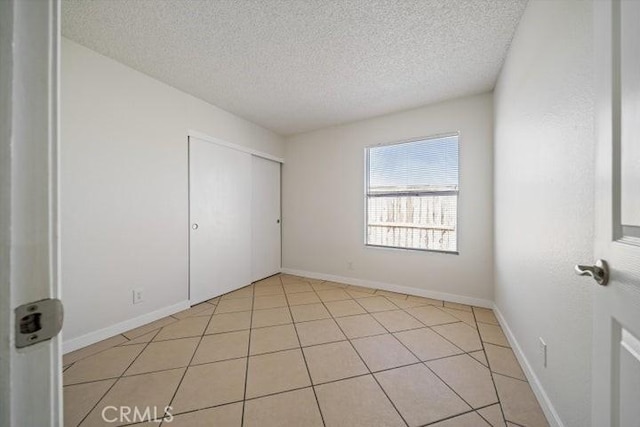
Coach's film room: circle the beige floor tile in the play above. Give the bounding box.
[493,374,549,427]
[375,290,408,300]
[215,297,253,314]
[206,311,251,334]
[122,317,177,340]
[191,305,215,317]
[81,368,184,426]
[346,289,378,299]
[315,375,405,427]
[246,349,311,398]
[207,297,220,304]
[430,412,492,427]
[250,324,299,355]
[317,289,351,302]
[426,354,498,408]
[64,344,145,385]
[244,388,323,427]
[166,402,242,427]
[64,379,115,427]
[335,314,387,338]
[394,328,463,361]
[478,323,510,347]
[171,359,246,413]
[295,318,346,347]
[390,298,432,309]
[373,310,423,332]
[324,280,349,287]
[485,343,526,380]
[407,295,444,306]
[469,350,489,367]
[444,301,472,312]
[313,282,342,291]
[375,364,470,426]
[252,307,292,328]
[474,307,499,325]
[280,274,306,283]
[120,331,158,346]
[253,285,284,296]
[191,330,249,365]
[64,335,129,366]
[303,341,368,384]
[125,337,199,375]
[442,307,477,328]
[352,334,418,372]
[287,292,322,306]
[405,305,458,326]
[259,274,285,283]
[290,303,331,322]
[153,317,209,341]
[356,296,398,313]
[172,303,215,319]
[221,286,254,300]
[477,403,506,427]
[283,282,314,294]
[432,322,483,352]
[253,294,288,310]
[346,285,376,294]
[325,299,366,317]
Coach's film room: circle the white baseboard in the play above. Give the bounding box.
[63,300,190,354]
[281,268,493,309]
[493,305,565,427]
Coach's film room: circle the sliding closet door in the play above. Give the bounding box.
[252,156,282,281]
[189,136,252,304]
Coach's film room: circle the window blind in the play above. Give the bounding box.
[365,135,459,252]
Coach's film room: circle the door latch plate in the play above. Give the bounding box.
[15,299,64,349]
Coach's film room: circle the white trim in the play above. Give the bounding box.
[281,268,493,308]
[493,305,565,427]
[187,129,284,163]
[62,301,190,354]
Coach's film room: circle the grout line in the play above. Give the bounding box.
[239,282,256,427]
[307,283,410,427]
[471,305,509,427]
[280,275,326,427]
[161,295,226,426]
[417,401,500,426]
[65,275,522,426]
[75,328,163,427]
[349,296,483,416]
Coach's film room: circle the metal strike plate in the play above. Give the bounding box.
[15,298,64,349]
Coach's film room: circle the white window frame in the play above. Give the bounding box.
[364,132,460,254]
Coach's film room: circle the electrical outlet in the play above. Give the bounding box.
[133,288,144,304]
[539,337,547,368]
[347,261,354,270]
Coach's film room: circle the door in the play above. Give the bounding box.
[592,1,640,426]
[252,156,282,281]
[0,0,63,425]
[189,136,252,304]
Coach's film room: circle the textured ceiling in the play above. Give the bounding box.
[62,0,528,136]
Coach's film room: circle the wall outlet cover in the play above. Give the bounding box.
[133,288,144,304]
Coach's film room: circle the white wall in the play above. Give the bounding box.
[61,38,284,348]
[493,1,594,426]
[283,93,494,304]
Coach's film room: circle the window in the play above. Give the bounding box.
[365,134,459,253]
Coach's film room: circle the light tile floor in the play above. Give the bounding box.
[63,274,549,427]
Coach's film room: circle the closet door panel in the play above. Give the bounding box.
[189,137,252,303]
[252,156,281,281]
